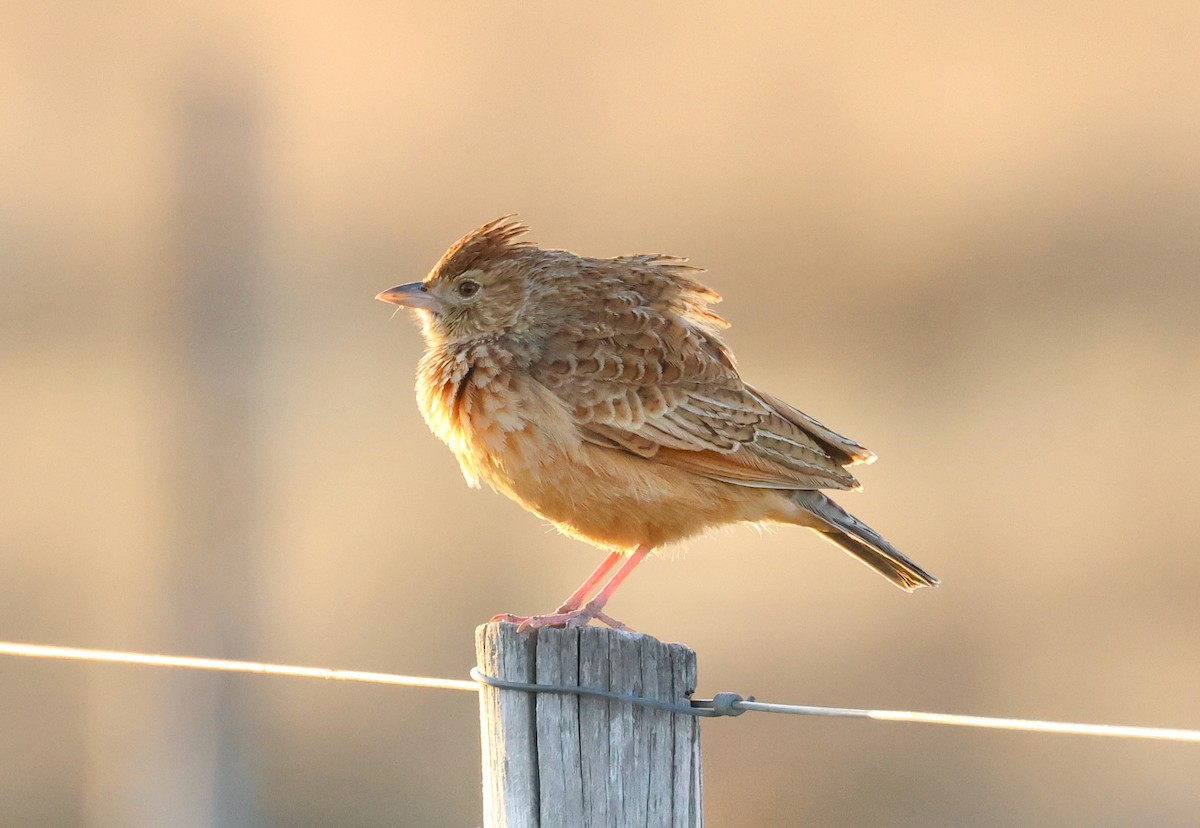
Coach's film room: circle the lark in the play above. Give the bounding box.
[377,218,937,630]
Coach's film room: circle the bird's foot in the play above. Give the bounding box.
[490,601,634,634]
[553,597,582,614]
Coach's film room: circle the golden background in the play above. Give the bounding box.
[2,2,1198,825]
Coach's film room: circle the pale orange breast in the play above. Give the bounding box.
[416,341,789,552]
[416,341,582,490]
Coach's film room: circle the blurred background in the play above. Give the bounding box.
[3,2,1199,825]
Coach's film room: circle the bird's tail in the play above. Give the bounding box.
[790,490,939,592]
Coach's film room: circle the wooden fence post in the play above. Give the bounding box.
[476,621,702,827]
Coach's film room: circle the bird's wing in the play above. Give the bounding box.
[531,311,865,492]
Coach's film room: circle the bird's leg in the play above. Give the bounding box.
[554,549,624,613]
[493,546,652,633]
[489,550,623,627]
[573,545,650,624]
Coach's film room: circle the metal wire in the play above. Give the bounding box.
[728,700,1200,742]
[473,670,1200,742]
[0,641,477,692]
[470,667,717,716]
[4,640,1200,744]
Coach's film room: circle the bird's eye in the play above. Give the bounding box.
[457,279,481,298]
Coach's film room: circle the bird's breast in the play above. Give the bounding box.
[414,341,786,551]
[416,341,580,491]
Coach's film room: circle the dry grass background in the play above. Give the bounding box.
[2,2,1199,826]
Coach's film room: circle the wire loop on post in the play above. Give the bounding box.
[469,667,730,717]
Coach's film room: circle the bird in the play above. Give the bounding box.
[377,217,937,631]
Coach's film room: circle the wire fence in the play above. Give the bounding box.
[3,639,1198,744]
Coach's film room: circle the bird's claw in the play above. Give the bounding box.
[489,613,532,626]
[490,602,634,634]
[591,611,632,631]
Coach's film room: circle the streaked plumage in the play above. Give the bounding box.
[378,217,937,630]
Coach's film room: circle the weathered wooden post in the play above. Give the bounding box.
[476,622,702,827]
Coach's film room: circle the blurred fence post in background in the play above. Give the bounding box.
[476,622,702,827]
[161,74,268,825]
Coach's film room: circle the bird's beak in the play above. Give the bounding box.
[375,281,439,312]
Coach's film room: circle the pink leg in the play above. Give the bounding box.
[494,545,653,633]
[491,550,623,627]
[554,550,624,612]
[581,545,651,616]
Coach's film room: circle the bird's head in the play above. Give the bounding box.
[376,217,535,345]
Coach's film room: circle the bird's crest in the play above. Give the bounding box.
[428,216,532,283]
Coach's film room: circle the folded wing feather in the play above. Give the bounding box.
[531,299,870,493]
